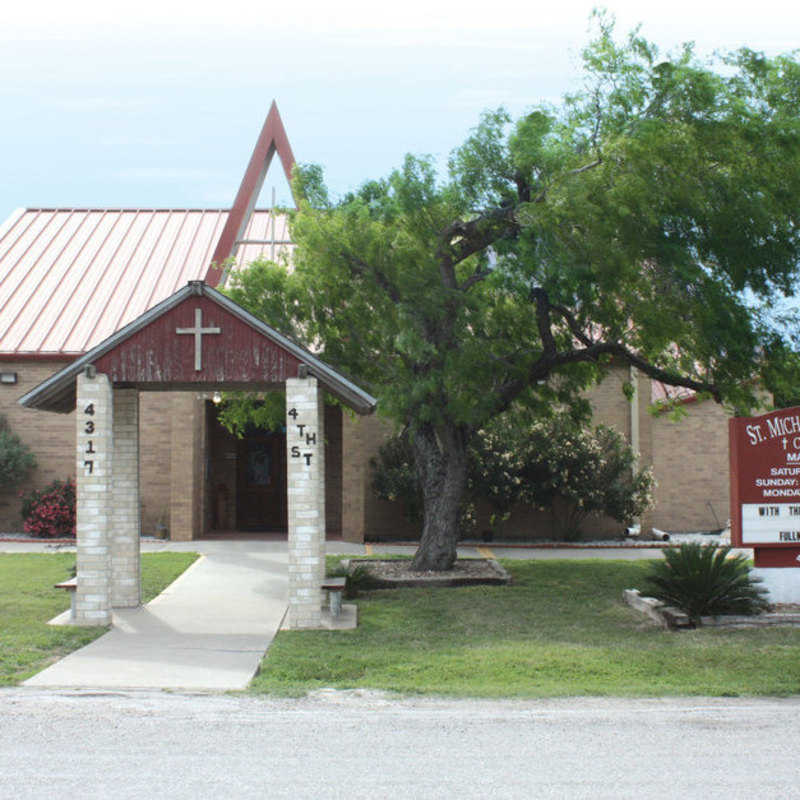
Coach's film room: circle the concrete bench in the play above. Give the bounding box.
[54,576,77,621]
[321,577,347,617]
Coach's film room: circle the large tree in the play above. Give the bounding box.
[227,18,800,570]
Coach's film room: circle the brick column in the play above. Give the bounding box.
[75,371,113,626]
[286,376,325,629]
[169,393,201,541]
[316,386,326,589]
[111,389,140,607]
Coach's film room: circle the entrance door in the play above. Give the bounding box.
[236,430,287,531]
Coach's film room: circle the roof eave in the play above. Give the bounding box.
[18,282,377,416]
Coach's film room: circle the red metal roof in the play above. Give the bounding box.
[0,207,294,357]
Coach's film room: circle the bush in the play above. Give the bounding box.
[371,410,654,541]
[644,542,770,624]
[370,433,423,524]
[497,413,654,540]
[0,416,36,490]
[20,478,76,538]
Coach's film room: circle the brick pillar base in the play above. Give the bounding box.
[112,389,141,607]
[286,376,325,629]
[75,371,113,626]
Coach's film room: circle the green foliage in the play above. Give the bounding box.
[215,390,286,437]
[0,415,36,490]
[226,16,800,564]
[761,339,800,409]
[370,434,423,524]
[327,561,381,599]
[371,411,654,540]
[644,543,770,624]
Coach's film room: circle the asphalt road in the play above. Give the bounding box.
[2,689,799,799]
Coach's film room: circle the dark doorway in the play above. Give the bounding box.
[236,429,287,530]
[205,400,343,537]
[206,403,288,533]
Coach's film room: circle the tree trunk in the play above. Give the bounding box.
[410,422,469,571]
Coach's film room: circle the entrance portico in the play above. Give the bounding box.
[19,280,376,629]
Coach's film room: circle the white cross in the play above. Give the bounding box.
[176,308,221,371]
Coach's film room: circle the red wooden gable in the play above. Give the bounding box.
[93,294,301,386]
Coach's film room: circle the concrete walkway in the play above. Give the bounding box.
[24,542,289,691]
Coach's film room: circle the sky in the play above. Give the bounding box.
[0,0,796,222]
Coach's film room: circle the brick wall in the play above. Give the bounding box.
[0,363,180,538]
[0,358,737,542]
[0,360,75,532]
[651,400,731,532]
[169,393,202,541]
[139,392,173,536]
[341,412,419,543]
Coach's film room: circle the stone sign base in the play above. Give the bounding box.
[752,567,800,604]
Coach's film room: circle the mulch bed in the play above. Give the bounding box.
[346,558,511,589]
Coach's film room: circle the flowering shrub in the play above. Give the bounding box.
[20,478,76,538]
[372,410,655,541]
[485,413,655,541]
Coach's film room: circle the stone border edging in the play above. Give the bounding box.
[623,588,800,630]
[622,589,692,629]
[344,558,512,588]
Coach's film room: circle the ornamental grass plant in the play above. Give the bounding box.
[644,542,770,625]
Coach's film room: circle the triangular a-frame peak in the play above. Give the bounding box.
[206,101,297,286]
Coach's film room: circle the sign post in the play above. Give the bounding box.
[730,406,800,602]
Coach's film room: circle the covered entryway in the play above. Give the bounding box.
[206,408,289,533]
[204,402,344,537]
[19,280,376,629]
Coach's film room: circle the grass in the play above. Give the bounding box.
[0,551,198,686]
[250,558,800,698]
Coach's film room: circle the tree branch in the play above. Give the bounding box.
[489,336,719,422]
[437,205,518,275]
[532,158,603,203]
[531,288,557,358]
[459,268,493,292]
[346,252,402,304]
[548,301,595,348]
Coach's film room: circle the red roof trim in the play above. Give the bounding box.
[0,352,79,362]
[205,101,297,286]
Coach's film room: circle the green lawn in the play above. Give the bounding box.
[251,559,800,698]
[0,551,198,686]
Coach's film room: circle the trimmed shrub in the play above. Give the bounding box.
[371,410,654,540]
[0,415,36,490]
[20,478,76,539]
[370,433,423,524]
[644,542,770,624]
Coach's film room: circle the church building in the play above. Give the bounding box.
[0,103,734,541]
